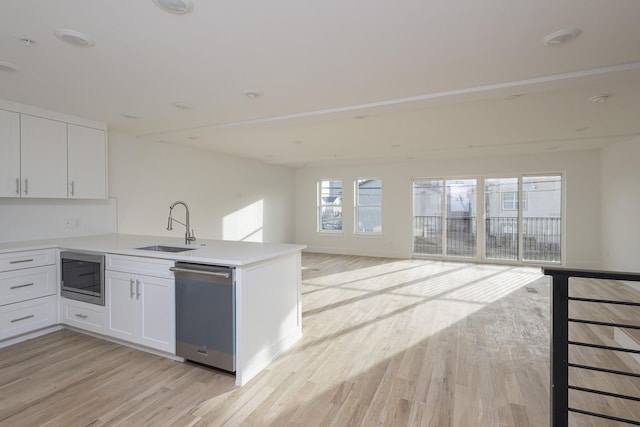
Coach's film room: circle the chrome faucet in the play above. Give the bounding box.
[167,201,196,244]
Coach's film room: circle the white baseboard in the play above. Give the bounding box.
[0,325,63,349]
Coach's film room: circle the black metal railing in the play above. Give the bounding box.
[543,267,640,427]
[414,216,561,261]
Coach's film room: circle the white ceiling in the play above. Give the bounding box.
[1,0,639,167]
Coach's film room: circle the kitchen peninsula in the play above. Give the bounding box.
[0,234,305,386]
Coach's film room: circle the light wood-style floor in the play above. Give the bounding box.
[0,253,637,426]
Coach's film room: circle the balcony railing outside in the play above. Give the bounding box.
[414,216,561,262]
[543,267,640,427]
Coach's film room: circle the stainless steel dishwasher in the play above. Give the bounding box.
[171,262,236,372]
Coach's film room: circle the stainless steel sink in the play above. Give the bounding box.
[136,245,199,253]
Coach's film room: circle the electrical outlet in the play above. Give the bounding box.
[63,217,81,228]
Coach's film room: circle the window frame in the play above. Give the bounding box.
[414,173,563,265]
[354,178,383,235]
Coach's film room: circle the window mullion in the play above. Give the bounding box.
[518,177,524,261]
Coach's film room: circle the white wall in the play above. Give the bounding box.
[295,150,602,267]
[0,198,117,243]
[108,132,295,243]
[601,138,640,273]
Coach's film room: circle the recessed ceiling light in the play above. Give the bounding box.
[244,90,262,99]
[153,0,194,14]
[0,61,20,72]
[54,29,95,47]
[590,95,609,103]
[121,114,139,119]
[172,101,193,110]
[543,28,582,46]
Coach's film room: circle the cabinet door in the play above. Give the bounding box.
[67,124,107,199]
[106,271,137,342]
[138,275,175,353]
[20,115,68,198]
[0,110,21,197]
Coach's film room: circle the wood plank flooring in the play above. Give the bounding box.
[0,253,637,426]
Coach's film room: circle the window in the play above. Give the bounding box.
[501,191,528,211]
[413,179,443,255]
[413,178,477,257]
[485,178,519,260]
[416,174,562,263]
[318,180,342,232]
[522,175,562,262]
[485,175,562,262]
[355,178,382,233]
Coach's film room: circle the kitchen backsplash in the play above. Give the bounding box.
[0,197,117,243]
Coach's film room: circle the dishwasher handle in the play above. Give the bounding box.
[170,266,231,279]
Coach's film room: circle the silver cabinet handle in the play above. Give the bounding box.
[15,177,20,195]
[24,178,28,195]
[130,279,135,298]
[74,313,88,319]
[10,283,34,290]
[70,180,75,196]
[136,279,141,299]
[11,314,34,323]
[10,259,34,264]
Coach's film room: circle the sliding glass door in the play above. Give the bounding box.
[446,179,477,257]
[522,175,562,262]
[413,180,443,255]
[413,178,477,258]
[414,174,562,263]
[484,177,519,261]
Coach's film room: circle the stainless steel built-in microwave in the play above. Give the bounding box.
[60,251,105,306]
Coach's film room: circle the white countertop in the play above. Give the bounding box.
[0,234,306,266]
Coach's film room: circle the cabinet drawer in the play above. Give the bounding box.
[61,298,105,335]
[0,265,56,306]
[0,249,56,272]
[106,255,174,279]
[0,295,57,341]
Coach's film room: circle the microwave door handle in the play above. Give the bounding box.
[130,279,135,298]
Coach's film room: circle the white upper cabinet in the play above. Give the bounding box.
[0,110,20,197]
[20,115,68,198]
[68,124,107,199]
[0,100,108,200]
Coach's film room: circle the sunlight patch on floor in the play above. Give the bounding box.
[301,259,545,379]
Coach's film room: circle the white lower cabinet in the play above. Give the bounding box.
[0,295,57,341]
[0,249,57,342]
[106,261,175,354]
[61,297,106,335]
[0,265,56,307]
